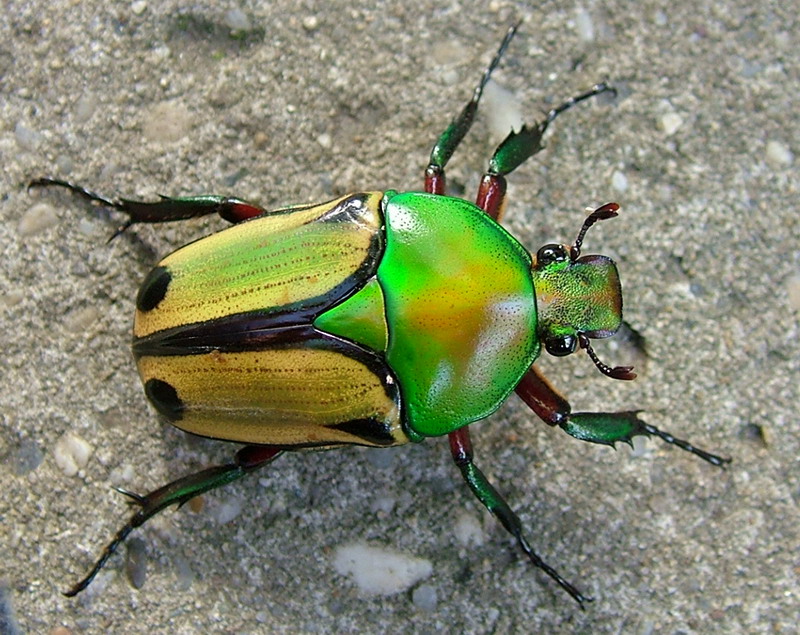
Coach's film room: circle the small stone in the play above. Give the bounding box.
[142,101,192,143]
[53,433,94,477]
[125,537,148,589]
[611,169,628,192]
[765,140,793,167]
[412,584,438,611]
[453,510,484,547]
[333,542,432,596]
[575,7,595,42]
[18,203,59,236]
[64,306,100,333]
[483,80,524,141]
[224,9,251,32]
[659,112,683,136]
[214,497,242,524]
[317,133,332,149]
[785,273,800,311]
[74,93,97,123]
[15,122,42,151]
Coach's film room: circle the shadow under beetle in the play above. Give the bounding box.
[31,24,730,606]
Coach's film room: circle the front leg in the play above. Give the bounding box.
[515,366,731,467]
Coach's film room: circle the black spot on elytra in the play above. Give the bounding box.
[144,378,184,421]
[137,266,171,312]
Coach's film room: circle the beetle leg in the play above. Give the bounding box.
[28,177,267,239]
[515,366,731,467]
[425,22,520,195]
[476,83,616,221]
[64,445,282,597]
[448,427,591,608]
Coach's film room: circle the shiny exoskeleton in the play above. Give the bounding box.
[31,23,730,605]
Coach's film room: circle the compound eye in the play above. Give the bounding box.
[545,334,578,357]
[536,244,569,266]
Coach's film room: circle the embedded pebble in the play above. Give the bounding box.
[56,154,74,174]
[74,93,97,123]
[302,16,319,31]
[2,290,24,308]
[142,101,192,143]
[365,446,397,469]
[15,122,42,151]
[786,273,800,310]
[12,440,43,475]
[765,139,793,167]
[18,203,59,236]
[333,542,432,596]
[53,433,93,477]
[411,584,438,611]
[77,217,98,235]
[611,169,628,192]
[431,39,469,66]
[658,112,683,135]
[631,434,649,458]
[370,496,395,515]
[575,7,595,41]
[317,133,332,149]
[483,80,524,140]
[108,463,136,486]
[224,9,251,32]
[64,306,100,333]
[213,497,243,524]
[125,537,148,589]
[131,1,147,15]
[172,553,196,590]
[453,510,484,547]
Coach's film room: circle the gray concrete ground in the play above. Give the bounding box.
[2,1,797,633]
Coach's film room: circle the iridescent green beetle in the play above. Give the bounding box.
[31,24,729,605]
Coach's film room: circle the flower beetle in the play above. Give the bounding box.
[31,23,729,606]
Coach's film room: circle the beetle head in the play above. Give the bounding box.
[531,203,635,380]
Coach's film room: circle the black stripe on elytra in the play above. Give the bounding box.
[138,325,405,446]
[133,311,320,357]
[135,323,401,416]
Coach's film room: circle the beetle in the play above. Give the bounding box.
[31,24,729,606]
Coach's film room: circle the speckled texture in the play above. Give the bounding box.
[2,1,797,633]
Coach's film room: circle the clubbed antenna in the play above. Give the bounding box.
[571,202,619,261]
[579,334,636,380]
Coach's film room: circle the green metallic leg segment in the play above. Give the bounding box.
[487,83,615,176]
[425,22,520,194]
[448,427,591,608]
[564,415,733,467]
[516,367,731,467]
[476,83,616,220]
[28,177,266,239]
[64,445,282,597]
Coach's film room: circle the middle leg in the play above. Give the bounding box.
[448,426,591,607]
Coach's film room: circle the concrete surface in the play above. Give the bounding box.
[2,1,797,633]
